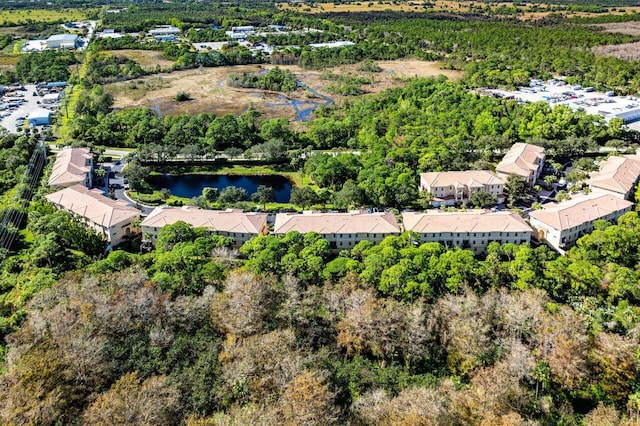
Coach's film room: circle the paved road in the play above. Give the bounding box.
[104,160,155,215]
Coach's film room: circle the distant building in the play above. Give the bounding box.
[45,34,79,49]
[27,109,52,126]
[149,25,181,36]
[528,193,633,252]
[154,34,177,42]
[42,93,61,104]
[231,26,255,33]
[419,170,505,207]
[309,41,355,48]
[45,184,141,248]
[496,143,545,186]
[588,155,640,200]
[273,210,401,250]
[48,147,93,189]
[141,206,268,247]
[402,210,532,254]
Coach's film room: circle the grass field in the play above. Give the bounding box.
[278,1,640,20]
[0,8,96,26]
[106,59,462,122]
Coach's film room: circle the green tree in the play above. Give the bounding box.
[251,185,276,208]
[505,175,528,207]
[218,186,248,204]
[469,191,497,208]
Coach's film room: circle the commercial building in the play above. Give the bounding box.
[45,184,141,247]
[45,34,79,49]
[419,170,505,206]
[588,155,640,200]
[27,109,52,126]
[149,25,181,36]
[528,193,633,252]
[42,93,61,105]
[48,147,93,188]
[141,206,268,247]
[496,143,545,186]
[273,210,401,250]
[402,210,532,254]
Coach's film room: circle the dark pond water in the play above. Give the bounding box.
[149,174,292,202]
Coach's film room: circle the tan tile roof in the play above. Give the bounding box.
[141,206,267,234]
[588,155,640,195]
[420,170,504,188]
[48,147,92,187]
[496,143,545,178]
[402,210,532,234]
[45,184,140,227]
[528,193,633,231]
[273,210,401,235]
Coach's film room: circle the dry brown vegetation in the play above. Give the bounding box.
[106,59,462,120]
[594,21,640,36]
[593,41,640,60]
[278,1,640,21]
[103,49,176,70]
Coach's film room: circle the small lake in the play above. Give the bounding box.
[149,174,292,203]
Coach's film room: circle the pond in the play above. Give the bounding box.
[149,174,292,203]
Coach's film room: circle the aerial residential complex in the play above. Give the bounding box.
[528,193,634,252]
[496,143,546,186]
[273,210,402,250]
[45,184,141,248]
[419,170,505,206]
[588,154,640,200]
[402,210,532,254]
[42,142,640,255]
[141,206,268,247]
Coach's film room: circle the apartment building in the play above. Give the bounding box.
[45,184,141,247]
[588,154,640,200]
[496,143,545,186]
[273,210,401,250]
[48,147,93,189]
[419,170,505,206]
[402,210,532,254]
[528,193,633,252]
[141,206,268,247]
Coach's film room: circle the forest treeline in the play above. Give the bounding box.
[2,211,640,424]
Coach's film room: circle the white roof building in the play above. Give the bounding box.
[46,34,79,49]
[45,184,141,247]
[141,206,268,247]
[48,147,93,188]
[149,25,181,36]
[402,210,532,254]
[274,210,401,250]
[528,193,633,252]
[588,154,640,200]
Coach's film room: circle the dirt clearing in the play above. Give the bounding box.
[106,59,461,121]
[103,50,176,70]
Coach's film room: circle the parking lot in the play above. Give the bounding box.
[0,83,61,134]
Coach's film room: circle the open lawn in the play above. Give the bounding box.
[103,50,175,70]
[106,59,462,122]
[0,9,96,25]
